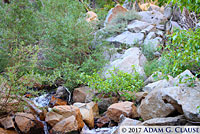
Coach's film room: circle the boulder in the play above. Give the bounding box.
[73,86,94,103]
[146,32,156,40]
[143,79,172,93]
[104,4,128,26]
[14,113,44,134]
[142,115,186,126]
[138,88,175,120]
[0,116,14,129]
[173,70,199,87]
[103,47,147,79]
[127,20,151,33]
[73,102,98,128]
[138,10,165,25]
[0,128,17,134]
[49,95,67,107]
[45,111,63,126]
[106,101,139,122]
[164,2,173,19]
[86,11,98,22]
[138,85,200,121]
[51,115,80,134]
[106,31,144,46]
[45,105,84,129]
[87,102,99,117]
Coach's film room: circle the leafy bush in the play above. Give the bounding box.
[141,43,157,61]
[82,68,144,100]
[159,29,200,77]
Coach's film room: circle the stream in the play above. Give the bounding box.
[32,92,119,134]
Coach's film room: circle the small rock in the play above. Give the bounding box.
[73,86,94,103]
[135,92,148,103]
[51,115,80,134]
[86,11,98,22]
[106,101,139,122]
[96,115,111,128]
[0,128,17,134]
[55,86,71,103]
[14,112,44,134]
[142,115,186,126]
[49,95,67,107]
[45,111,63,127]
[127,20,150,33]
[104,4,128,26]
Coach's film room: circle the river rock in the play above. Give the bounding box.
[73,86,94,103]
[103,47,147,79]
[45,111,63,126]
[73,102,98,128]
[142,115,186,126]
[14,112,44,134]
[51,115,80,134]
[138,10,165,25]
[96,115,111,128]
[106,101,139,122]
[106,31,144,46]
[0,128,17,134]
[104,4,128,26]
[127,20,151,33]
[0,116,14,129]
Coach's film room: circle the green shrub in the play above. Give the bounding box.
[159,29,200,77]
[144,59,160,77]
[141,43,157,61]
[82,68,144,100]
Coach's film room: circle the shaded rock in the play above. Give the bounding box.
[86,11,98,22]
[138,10,165,25]
[51,115,80,134]
[55,86,71,103]
[171,21,182,30]
[164,2,173,19]
[96,115,111,128]
[51,105,84,129]
[0,128,17,134]
[106,31,144,46]
[135,92,148,103]
[97,96,119,113]
[104,4,128,26]
[0,116,14,129]
[73,86,94,103]
[127,20,150,33]
[14,112,44,134]
[87,102,99,118]
[146,32,156,40]
[141,25,155,35]
[103,47,147,79]
[156,25,165,31]
[106,101,139,122]
[103,48,123,62]
[142,115,186,126]
[143,79,172,93]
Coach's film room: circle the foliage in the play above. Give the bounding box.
[144,59,160,77]
[103,9,140,37]
[81,68,144,100]
[159,29,200,77]
[141,43,157,61]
